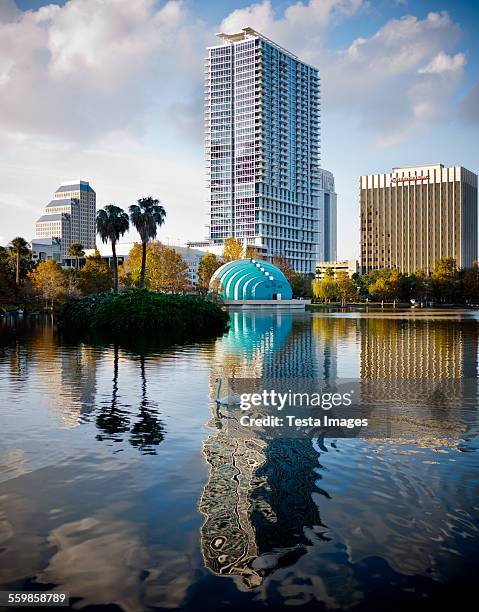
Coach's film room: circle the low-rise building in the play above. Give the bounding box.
[83,243,207,288]
[31,238,62,264]
[316,259,359,279]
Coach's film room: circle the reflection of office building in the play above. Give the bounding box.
[360,318,478,430]
[35,180,96,257]
[201,311,346,587]
[360,164,478,274]
[360,318,477,380]
[205,27,321,273]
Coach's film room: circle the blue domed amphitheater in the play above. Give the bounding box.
[210,259,293,301]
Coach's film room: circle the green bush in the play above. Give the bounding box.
[58,289,229,342]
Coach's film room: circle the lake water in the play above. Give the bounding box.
[0,310,478,611]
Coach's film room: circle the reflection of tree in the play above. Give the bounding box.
[96,344,130,441]
[129,355,165,454]
[95,350,165,454]
[96,344,130,440]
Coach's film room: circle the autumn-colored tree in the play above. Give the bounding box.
[271,254,296,287]
[78,250,114,295]
[128,241,190,293]
[198,252,221,295]
[222,237,243,262]
[244,246,262,259]
[312,271,337,303]
[335,271,357,306]
[28,260,65,307]
[368,269,400,306]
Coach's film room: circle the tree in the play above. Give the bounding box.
[368,269,400,306]
[8,237,31,285]
[28,260,65,307]
[336,271,357,306]
[78,250,114,295]
[312,273,337,303]
[67,242,85,270]
[198,252,221,295]
[128,241,190,293]
[461,265,479,304]
[0,247,15,305]
[431,257,458,303]
[292,272,313,298]
[271,255,296,287]
[96,204,129,293]
[245,245,261,259]
[222,237,243,262]
[410,269,431,304]
[129,196,166,289]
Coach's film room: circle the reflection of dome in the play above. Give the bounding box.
[210,258,292,301]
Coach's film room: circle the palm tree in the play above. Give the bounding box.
[129,197,166,289]
[9,237,30,285]
[96,205,129,293]
[67,242,85,270]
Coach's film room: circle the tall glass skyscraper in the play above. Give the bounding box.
[205,27,322,273]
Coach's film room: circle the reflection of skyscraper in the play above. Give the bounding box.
[201,311,346,587]
[359,316,478,438]
[360,317,477,380]
[2,318,100,427]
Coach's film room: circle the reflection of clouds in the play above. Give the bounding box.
[40,517,146,612]
[0,448,28,484]
[40,514,197,610]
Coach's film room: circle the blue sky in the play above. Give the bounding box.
[1,0,478,258]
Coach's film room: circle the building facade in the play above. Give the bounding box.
[31,237,62,264]
[83,243,206,288]
[316,259,358,279]
[205,27,322,273]
[318,169,337,262]
[35,180,96,257]
[360,164,478,274]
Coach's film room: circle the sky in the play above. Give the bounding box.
[1,0,478,259]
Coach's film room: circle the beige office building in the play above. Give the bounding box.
[360,164,477,274]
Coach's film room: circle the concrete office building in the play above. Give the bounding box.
[205,27,323,273]
[318,169,337,262]
[35,180,96,258]
[316,259,358,279]
[360,164,478,274]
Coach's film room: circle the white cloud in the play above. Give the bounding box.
[220,0,366,60]
[0,0,472,252]
[419,51,466,74]
[220,4,466,144]
[0,0,208,142]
